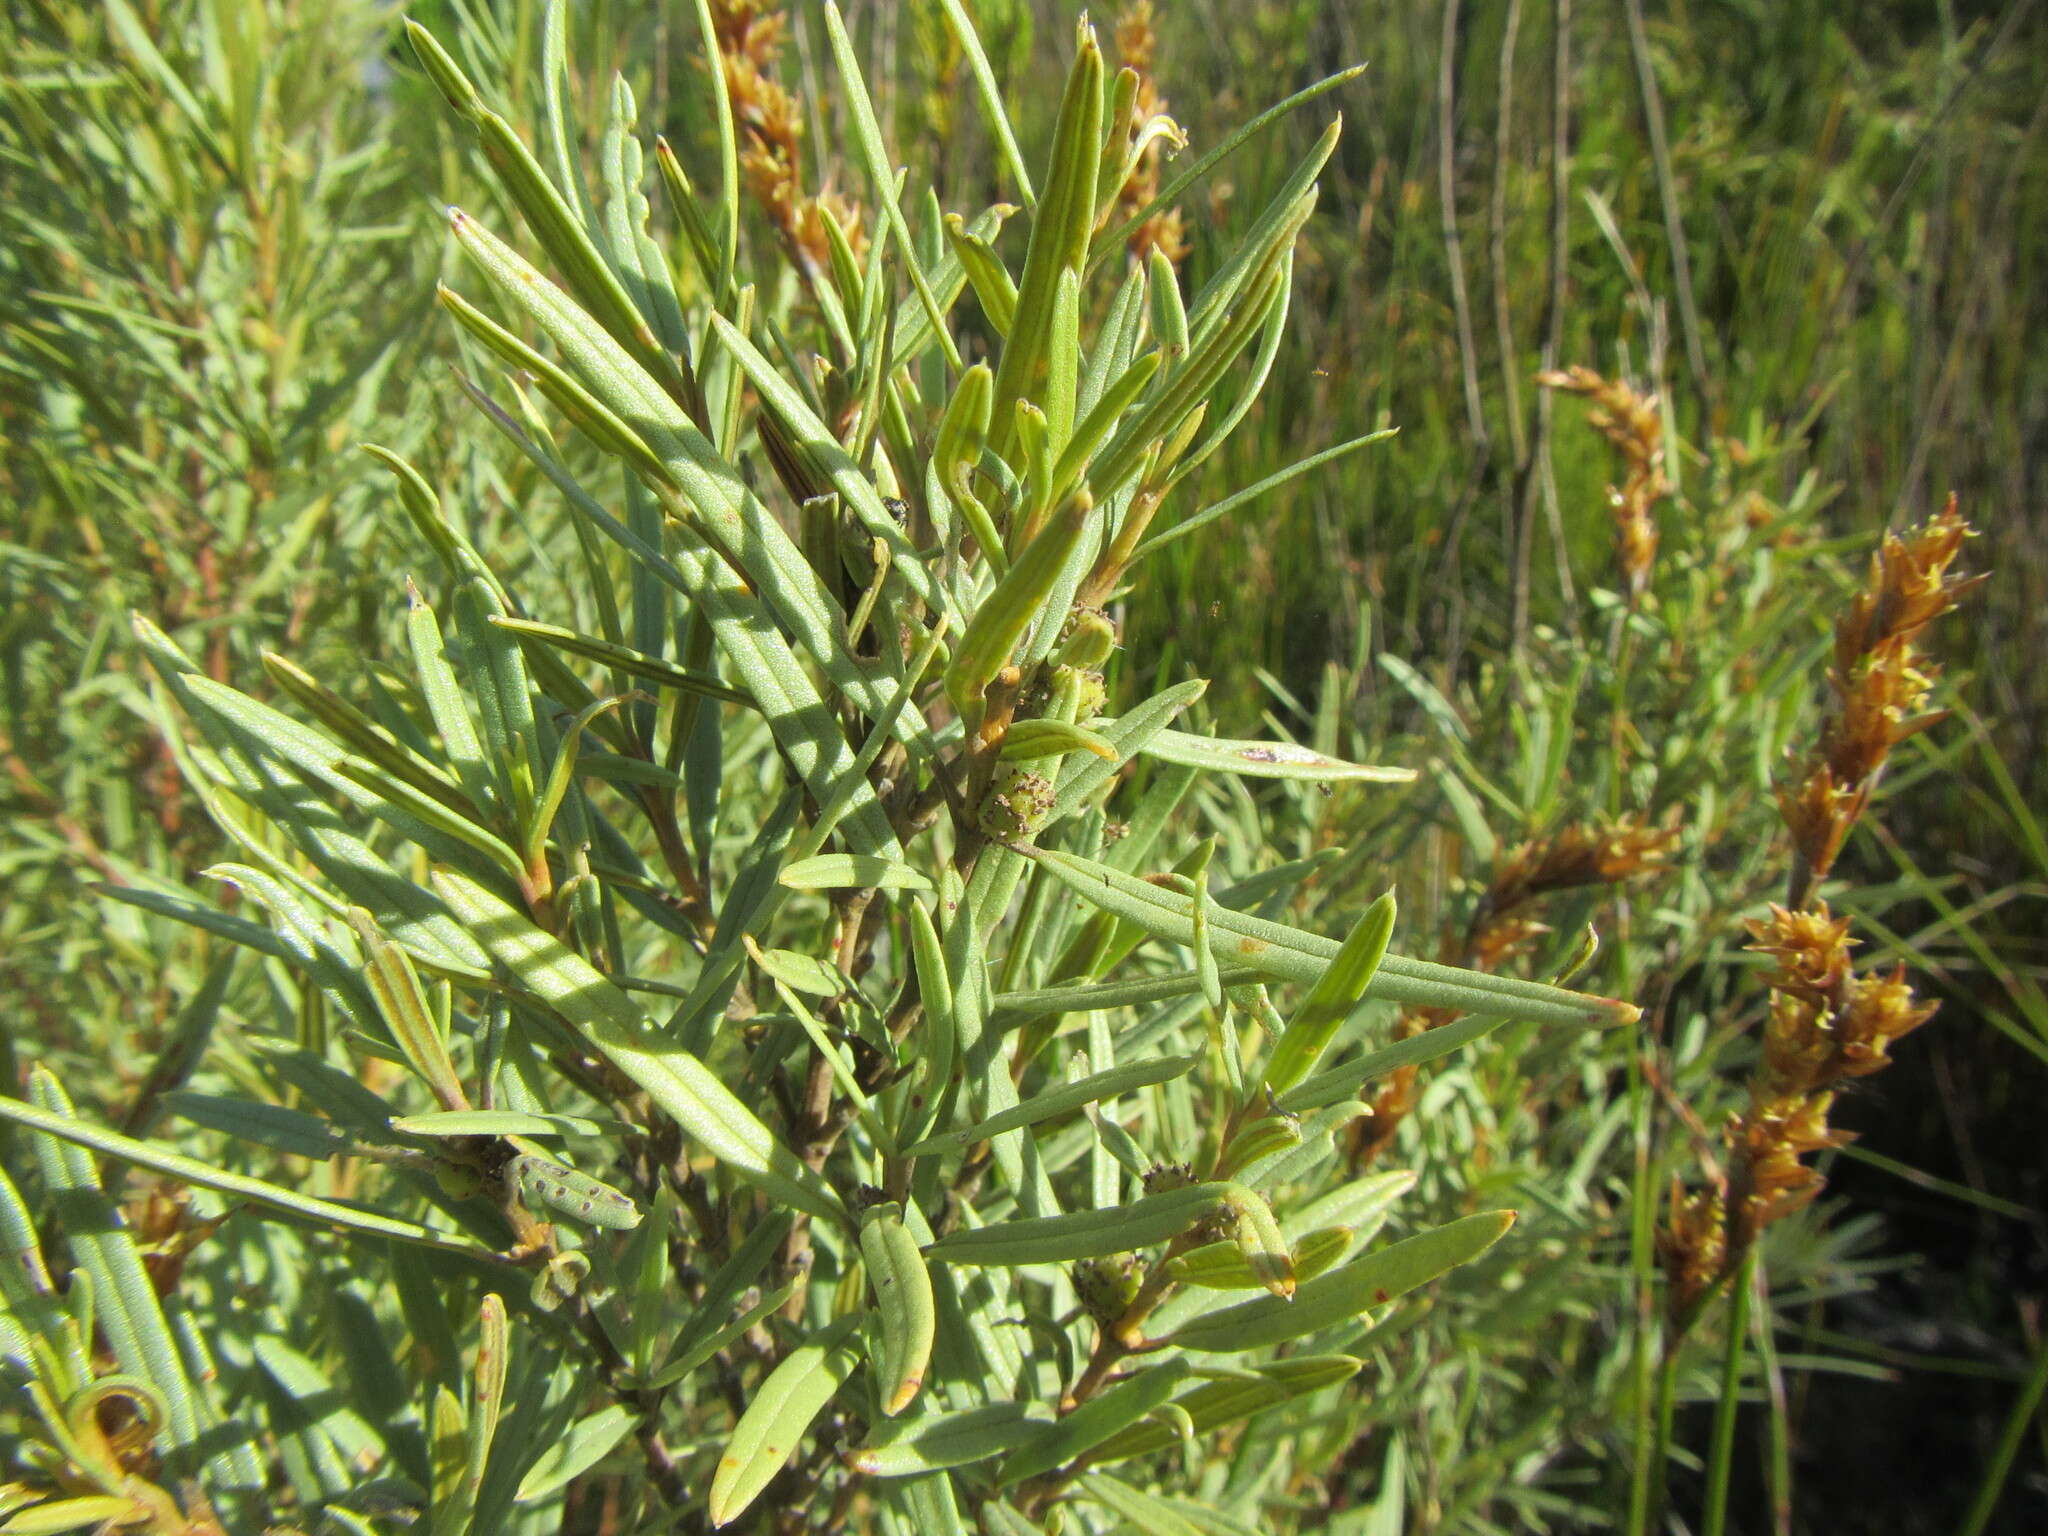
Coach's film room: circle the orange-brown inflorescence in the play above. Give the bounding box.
[1352,815,1679,1166]
[1538,366,1670,601]
[709,0,866,273]
[1659,501,1975,1326]
[1109,2,1189,265]
[1780,495,1983,905]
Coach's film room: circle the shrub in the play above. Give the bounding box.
[0,6,1641,1531]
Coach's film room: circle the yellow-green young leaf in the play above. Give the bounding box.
[1011,402,1053,547]
[936,361,996,501]
[524,693,626,869]
[1190,871,1223,1013]
[1140,729,1416,784]
[1263,891,1397,1096]
[710,1316,863,1527]
[754,947,844,998]
[514,1404,638,1504]
[1078,1356,1363,1467]
[944,213,1018,335]
[1093,67,1144,215]
[943,497,1097,727]
[895,897,956,1151]
[779,854,933,893]
[990,18,1102,450]
[844,1401,1053,1478]
[400,582,495,806]
[431,868,844,1225]
[998,719,1120,763]
[2,1495,155,1533]
[1149,249,1190,368]
[466,1294,510,1510]
[923,1183,1228,1267]
[1049,350,1161,506]
[859,1205,936,1417]
[1044,267,1082,455]
[350,910,470,1114]
[1169,1226,1353,1290]
[1216,1113,1303,1180]
[1168,1211,1516,1352]
[1219,1183,1294,1299]
[403,15,485,123]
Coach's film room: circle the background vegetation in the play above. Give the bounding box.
[2,0,2041,1531]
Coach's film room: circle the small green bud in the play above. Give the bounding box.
[977,763,1056,841]
[1142,1161,1196,1196]
[434,1162,485,1200]
[1072,1254,1143,1325]
[1055,607,1117,670]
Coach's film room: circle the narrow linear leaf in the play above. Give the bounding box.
[924,1184,1227,1267]
[1141,729,1415,784]
[710,1316,864,1527]
[1168,1211,1516,1352]
[432,868,844,1224]
[0,1093,487,1255]
[903,1054,1198,1156]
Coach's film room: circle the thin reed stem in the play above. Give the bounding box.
[1702,1245,1756,1536]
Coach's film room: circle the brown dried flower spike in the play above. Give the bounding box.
[1110,2,1190,266]
[1353,813,1678,1166]
[1538,365,1670,600]
[710,0,866,272]
[1660,499,1976,1328]
[1783,495,1981,903]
